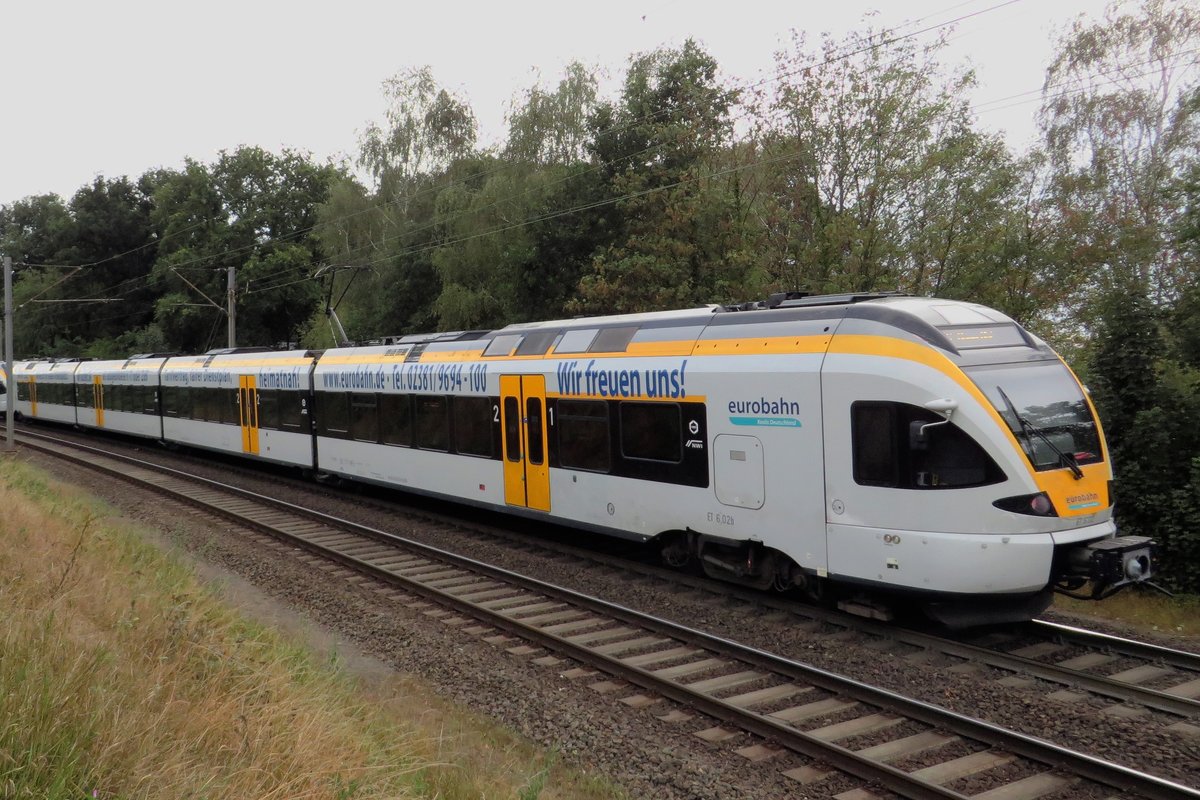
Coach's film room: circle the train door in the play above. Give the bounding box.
[500,374,550,512]
[92,376,105,428]
[238,375,260,455]
[28,377,38,418]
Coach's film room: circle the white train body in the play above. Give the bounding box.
[159,349,316,469]
[12,295,1154,623]
[12,359,79,424]
[74,357,169,440]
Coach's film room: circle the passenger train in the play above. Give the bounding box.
[7,292,1156,626]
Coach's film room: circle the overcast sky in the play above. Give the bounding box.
[2,0,1106,206]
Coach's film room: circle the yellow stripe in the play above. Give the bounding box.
[417,349,488,363]
[319,354,409,365]
[162,357,314,369]
[830,334,1108,516]
[692,335,832,356]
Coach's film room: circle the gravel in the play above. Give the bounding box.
[17,428,1200,796]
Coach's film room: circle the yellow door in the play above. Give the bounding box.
[28,377,38,418]
[500,374,550,512]
[93,376,105,428]
[239,375,259,454]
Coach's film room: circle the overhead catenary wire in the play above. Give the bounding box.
[29,54,1178,314]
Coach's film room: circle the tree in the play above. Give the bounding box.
[574,40,744,314]
[1040,0,1200,312]
[151,148,340,352]
[505,62,599,166]
[759,27,1021,302]
[358,67,477,202]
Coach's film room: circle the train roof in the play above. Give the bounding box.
[326,293,1038,362]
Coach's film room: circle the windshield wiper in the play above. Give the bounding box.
[995,385,1083,480]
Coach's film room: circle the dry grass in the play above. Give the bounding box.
[0,459,621,800]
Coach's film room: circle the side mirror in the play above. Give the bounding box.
[909,419,930,450]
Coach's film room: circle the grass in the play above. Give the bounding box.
[1053,587,1200,637]
[0,458,623,800]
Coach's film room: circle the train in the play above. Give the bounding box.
[7,292,1157,627]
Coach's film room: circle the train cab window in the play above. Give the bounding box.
[504,397,521,461]
[414,395,449,451]
[620,402,681,463]
[851,401,1004,489]
[350,393,379,442]
[453,396,493,457]
[319,392,350,435]
[557,399,610,472]
[380,394,413,446]
[525,397,544,465]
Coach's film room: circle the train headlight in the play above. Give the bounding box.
[993,491,1058,517]
[1125,553,1150,580]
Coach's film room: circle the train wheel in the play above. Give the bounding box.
[660,533,693,568]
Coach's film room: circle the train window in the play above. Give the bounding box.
[589,326,638,353]
[222,389,240,425]
[525,397,544,465]
[258,390,280,430]
[852,404,898,486]
[484,334,523,357]
[504,397,521,461]
[851,401,1005,489]
[319,391,350,434]
[80,384,95,409]
[380,394,413,446]
[350,393,379,442]
[415,395,449,450]
[16,382,29,402]
[554,329,597,354]
[557,399,610,472]
[280,392,307,430]
[514,330,559,356]
[620,402,681,463]
[161,386,178,417]
[453,396,493,457]
[144,386,159,415]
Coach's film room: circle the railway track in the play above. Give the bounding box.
[10,429,1199,800]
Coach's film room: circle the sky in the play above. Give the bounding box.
[1,0,1107,206]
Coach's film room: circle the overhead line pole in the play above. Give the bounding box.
[227,266,236,348]
[4,255,14,451]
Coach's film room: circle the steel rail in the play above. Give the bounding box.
[1030,618,1200,672]
[13,429,1200,800]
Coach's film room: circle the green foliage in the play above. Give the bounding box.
[1,0,1198,589]
[1088,286,1200,592]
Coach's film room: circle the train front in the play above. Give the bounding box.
[821,298,1156,627]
